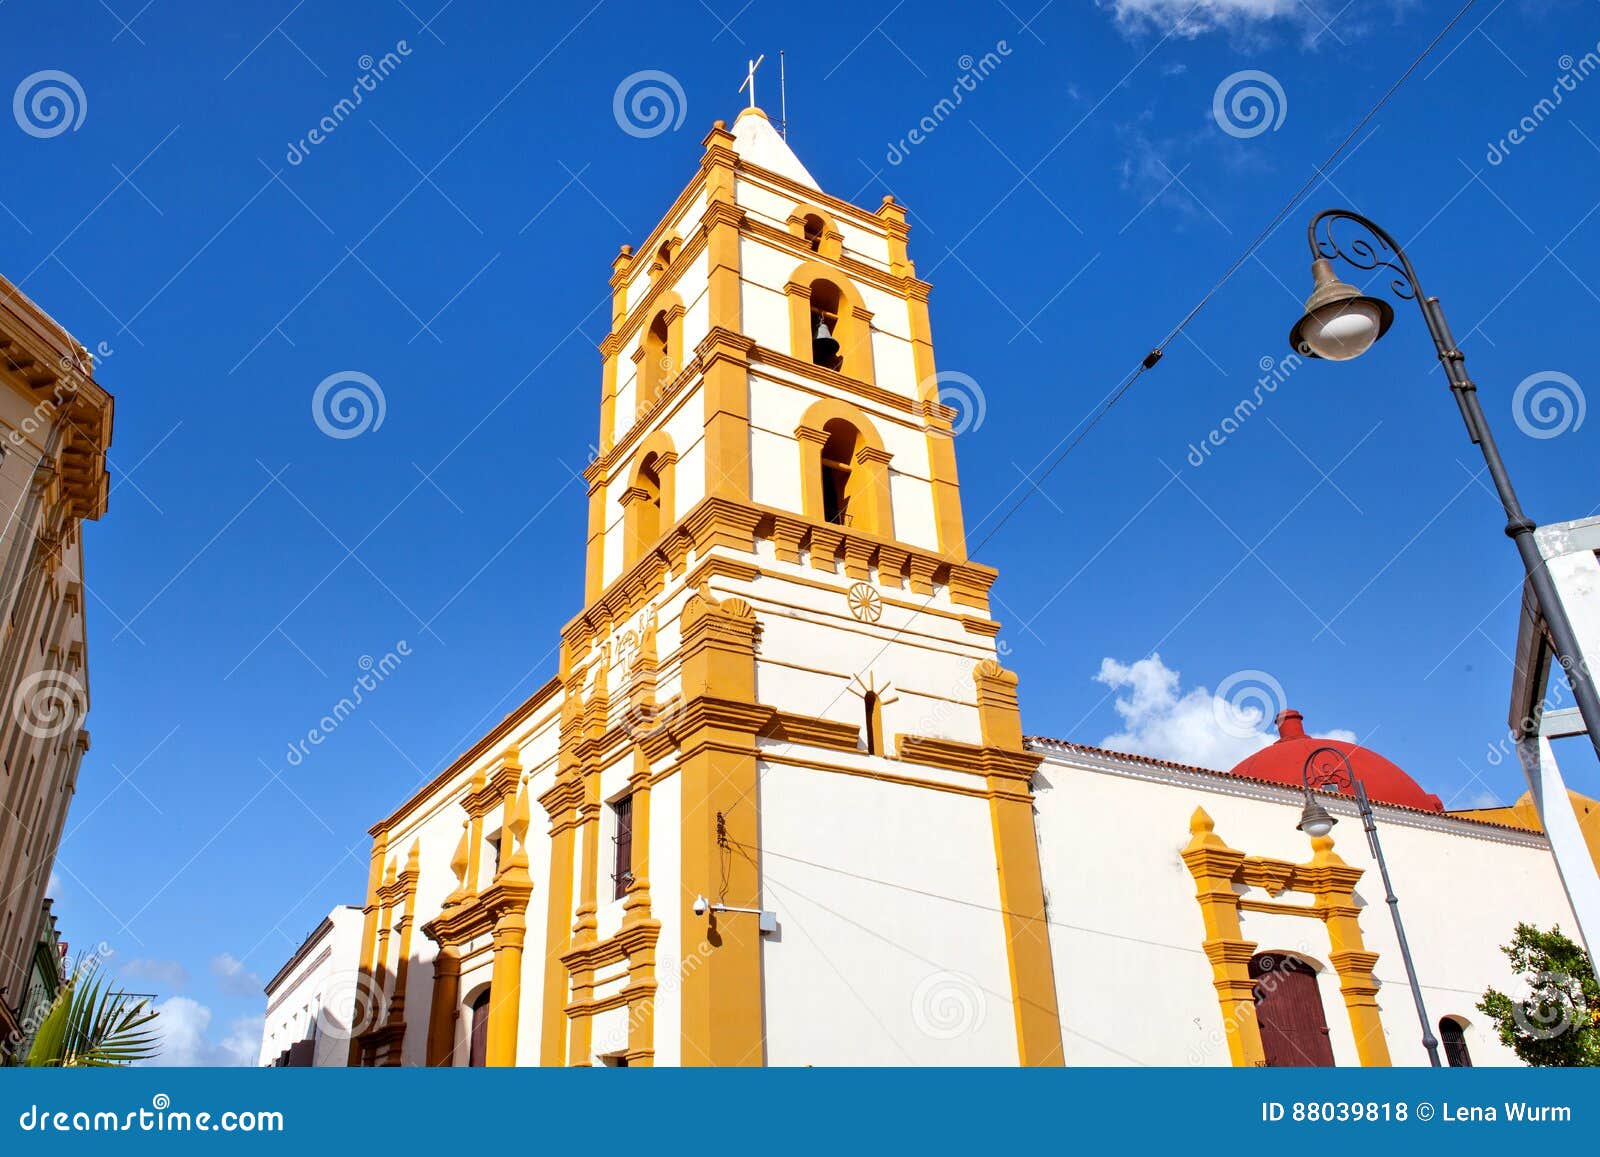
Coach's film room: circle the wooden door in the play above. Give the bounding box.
[1251,955,1334,1066]
[468,989,491,1067]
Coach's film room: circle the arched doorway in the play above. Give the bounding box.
[1439,1016,1473,1067]
[1251,954,1333,1067]
[467,987,491,1067]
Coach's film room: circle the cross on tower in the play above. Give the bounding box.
[739,54,765,109]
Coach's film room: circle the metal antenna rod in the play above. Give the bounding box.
[779,50,788,140]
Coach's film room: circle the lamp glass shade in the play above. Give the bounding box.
[1297,800,1337,838]
[1296,299,1385,361]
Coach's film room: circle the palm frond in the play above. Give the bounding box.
[23,961,161,1067]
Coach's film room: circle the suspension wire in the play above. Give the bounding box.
[968,0,1478,553]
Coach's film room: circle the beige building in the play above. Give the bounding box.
[0,274,113,1053]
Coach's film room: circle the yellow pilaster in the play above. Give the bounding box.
[973,660,1063,1066]
[877,194,965,560]
[1180,808,1266,1068]
[678,585,766,1066]
[485,911,526,1066]
[349,830,388,1065]
[700,121,749,500]
[425,944,461,1066]
[623,748,654,927]
[373,859,397,996]
[1307,833,1391,1066]
[538,699,585,1067]
[384,842,421,1038]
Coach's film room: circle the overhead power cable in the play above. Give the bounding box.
[969,0,1479,551]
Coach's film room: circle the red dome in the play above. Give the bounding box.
[1228,710,1444,812]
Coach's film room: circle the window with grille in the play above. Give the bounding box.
[611,794,634,900]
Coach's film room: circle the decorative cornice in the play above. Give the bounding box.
[761,710,861,752]
[0,275,114,521]
[897,734,1041,790]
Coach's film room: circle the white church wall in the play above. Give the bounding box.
[1031,746,1579,1067]
[888,467,939,554]
[727,555,989,748]
[756,758,1017,1065]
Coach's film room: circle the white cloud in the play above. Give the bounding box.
[121,957,190,991]
[148,997,260,1067]
[1094,653,1353,768]
[209,953,263,998]
[1101,0,1403,42]
[1448,787,1506,811]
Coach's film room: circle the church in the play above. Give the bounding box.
[260,103,1597,1069]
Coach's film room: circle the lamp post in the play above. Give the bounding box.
[1287,210,1600,766]
[1296,745,1441,1067]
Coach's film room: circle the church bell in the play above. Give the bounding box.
[812,314,841,365]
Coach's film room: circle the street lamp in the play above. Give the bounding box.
[1288,209,1600,768]
[1297,745,1441,1067]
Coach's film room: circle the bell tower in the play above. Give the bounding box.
[545,106,1062,1066]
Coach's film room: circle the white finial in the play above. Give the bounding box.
[740,54,765,109]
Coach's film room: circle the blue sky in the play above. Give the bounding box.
[5,0,1598,1062]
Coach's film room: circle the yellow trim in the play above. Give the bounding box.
[786,203,844,260]
[424,944,461,1066]
[785,259,877,387]
[676,585,767,1066]
[972,660,1063,1065]
[1181,808,1391,1067]
[793,396,894,540]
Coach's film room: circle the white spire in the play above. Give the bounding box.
[729,106,819,190]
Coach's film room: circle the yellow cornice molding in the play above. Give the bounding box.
[559,919,660,972]
[462,762,519,818]
[761,710,861,752]
[564,981,658,1019]
[896,734,1041,787]
[565,495,997,644]
[1239,897,1322,919]
[422,893,495,947]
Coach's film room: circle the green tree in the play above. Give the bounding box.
[22,961,160,1067]
[1478,923,1599,1066]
